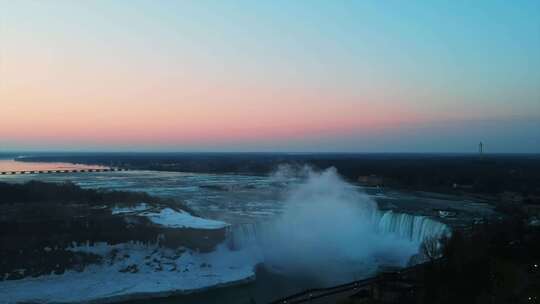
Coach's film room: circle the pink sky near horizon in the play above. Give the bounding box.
[1,1,539,152]
[0,52,530,150]
[1,49,421,147]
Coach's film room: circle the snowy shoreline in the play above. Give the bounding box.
[0,273,256,304]
[112,203,230,229]
[0,204,258,304]
[0,243,259,304]
[69,275,256,304]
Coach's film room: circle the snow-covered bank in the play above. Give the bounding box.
[0,243,258,304]
[142,208,229,229]
[112,203,229,229]
[1,203,250,303]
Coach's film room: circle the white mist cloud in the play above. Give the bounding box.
[258,167,420,284]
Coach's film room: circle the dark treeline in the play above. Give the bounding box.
[20,153,540,195]
[0,180,157,206]
[418,216,540,303]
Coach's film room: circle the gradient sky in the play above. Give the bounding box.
[1,0,539,152]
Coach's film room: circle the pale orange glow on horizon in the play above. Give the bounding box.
[2,1,538,152]
[1,47,420,147]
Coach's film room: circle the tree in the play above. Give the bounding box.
[421,236,442,262]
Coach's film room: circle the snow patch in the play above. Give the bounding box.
[112,203,229,229]
[141,208,229,229]
[0,243,258,304]
[111,203,150,215]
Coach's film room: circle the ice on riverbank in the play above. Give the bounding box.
[0,242,258,304]
[112,203,229,229]
[111,203,151,215]
[142,208,229,229]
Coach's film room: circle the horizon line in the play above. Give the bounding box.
[1,151,539,155]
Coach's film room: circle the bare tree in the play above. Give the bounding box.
[421,236,441,262]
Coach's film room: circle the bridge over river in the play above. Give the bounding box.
[0,168,128,175]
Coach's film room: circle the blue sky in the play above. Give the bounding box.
[0,0,539,152]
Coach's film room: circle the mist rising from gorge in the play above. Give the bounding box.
[253,166,422,284]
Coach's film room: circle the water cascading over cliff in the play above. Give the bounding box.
[228,212,450,251]
[226,167,450,283]
[375,210,450,243]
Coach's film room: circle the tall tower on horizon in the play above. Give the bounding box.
[479,142,484,155]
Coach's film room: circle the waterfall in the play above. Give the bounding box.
[226,211,450,251]
[375,210,451,243]
[223,168,452,281]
